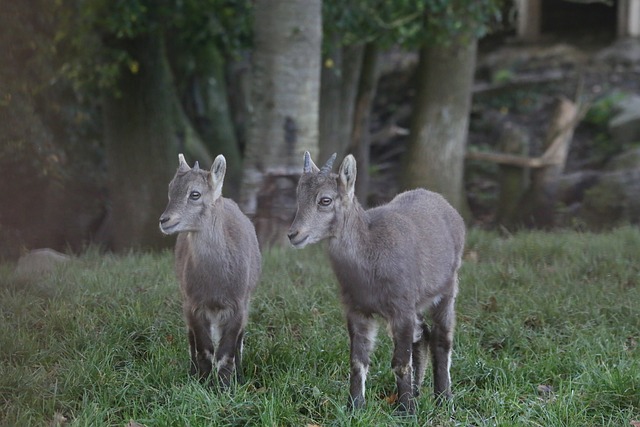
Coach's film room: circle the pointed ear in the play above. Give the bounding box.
[339,155,357,199]
[178,153,190,172]
[303,151,320,174]
[210,154,226,200]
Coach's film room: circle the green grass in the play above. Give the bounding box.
[1,228,639,426]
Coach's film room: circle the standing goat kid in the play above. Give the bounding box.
[160,154,261,387]
[288,152,465,414]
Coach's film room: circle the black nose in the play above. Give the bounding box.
[287,230,298,241]
[160,216,170,225]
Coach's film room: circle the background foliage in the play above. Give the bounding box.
[323,0,503,47]
[55,0,253,93]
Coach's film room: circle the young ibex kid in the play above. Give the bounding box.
[160,154,261,387]
[288,152,465,414]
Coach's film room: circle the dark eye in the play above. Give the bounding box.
[189,191,201,201]
[318,197,332,207]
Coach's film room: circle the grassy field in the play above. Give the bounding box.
[1,228,639,426]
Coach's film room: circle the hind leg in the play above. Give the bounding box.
[390,316,418,414]
[347,311,378,410]
[234,330,245,384]
[412,315,430,397]
[429,291,457,401]
[187,328,197,376]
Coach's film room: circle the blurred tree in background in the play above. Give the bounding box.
[321,0,502,213]
[1,0,255,254]
[401,0,502,218]
[0,0,104,258]
[0,0,504,255]
[54,0,253,251]
[239,0,322,248]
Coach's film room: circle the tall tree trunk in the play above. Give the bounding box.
[102,35,178,251]
[349,42,380,207]
[180,44,242,197]
[401,35,477,217]
[338,45,365,155]
[171,88,213,167]
[319,40,364,162]
[241,0,322,248]
[319,34,343,161]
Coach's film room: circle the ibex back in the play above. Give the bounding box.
[288,152,465,414]
[160,154,261,387]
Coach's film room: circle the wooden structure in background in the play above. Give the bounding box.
[467,97,582,227]
[618,0,640,37]
[516,0,543,42]
[517,0,640,41]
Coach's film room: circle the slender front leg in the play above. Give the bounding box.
[185,309,215,381]
[215,316,243,389]
[347,312,378,409]
[391,317,417,414]
[430,291,457,402]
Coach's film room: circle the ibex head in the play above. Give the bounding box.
[159,153,227,235]
[287,152,356,248]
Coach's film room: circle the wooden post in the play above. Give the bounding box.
[496,123,531,227]
[618,0,640,38]
[517,0,542,42]
[466,96,581,228]
[350,42,380,208]
[526,97,579,227]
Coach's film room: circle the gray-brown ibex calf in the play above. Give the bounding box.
[160,154,261,387]
[288,152,465,414]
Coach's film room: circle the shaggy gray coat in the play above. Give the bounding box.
[160,154,261,387]
[288,152,465,414]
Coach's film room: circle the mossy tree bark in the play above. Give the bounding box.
[401,34,477,218]
[318,39,379,208]
[174,43,242,197]
[319,39,364,163]
[349,42,380,208]
[102,35,179,251]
